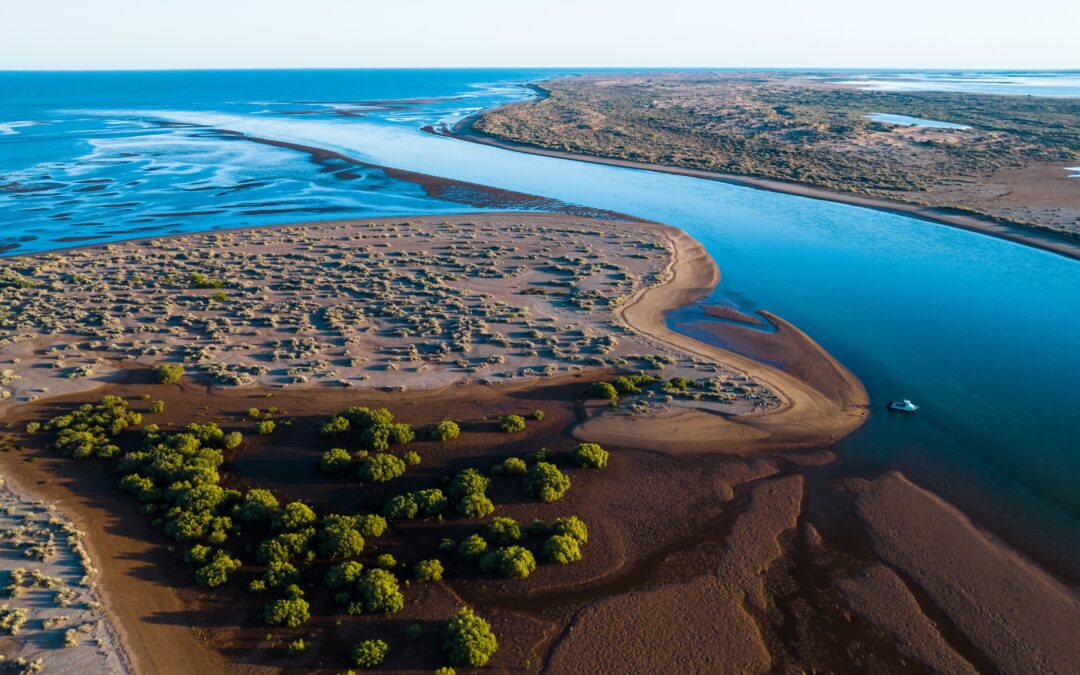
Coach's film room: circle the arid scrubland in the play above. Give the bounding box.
[0,215,777,415]
[472,73,1080,238]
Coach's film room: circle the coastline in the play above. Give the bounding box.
[429,113,1080,263]
[576,220,868,453]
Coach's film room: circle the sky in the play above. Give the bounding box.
[2,0,1077,70]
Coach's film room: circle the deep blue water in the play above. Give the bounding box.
[2,69,1079,575]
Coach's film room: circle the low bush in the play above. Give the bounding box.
[499,414,526,433]
[444,606,498,667]
[523,462,571,502]
[263,585,310,627]
[359,453,406,483]
[154,364,185,384]
[543,534,583,565]
[431,419,460,441]
[570,442,609,468]
[320,448,352,473]
[479,546,536,578]
[357,569,404,614]
[482,517,522,546]
[415,558,444,581]
[352,639,389,668]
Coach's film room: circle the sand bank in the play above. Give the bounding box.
[852,471,1080,675]
[573,222,868,454]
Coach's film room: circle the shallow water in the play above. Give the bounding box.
[2,69,1079,574]
[866,112,970,129]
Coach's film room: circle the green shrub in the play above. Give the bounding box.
[325,561,364,589]
[320,448,352,473]
[403,450,421,467]
[498,414,526,433]
[263,585,309,627]
[405,623,422,641]
[188,272,224,289]
[415,558,444,581]
[358,514,388,537]
[46,395,141,459]
[479,546,536,579]
[262,561,299,588]
[376,553,397,569]
[458,493,494,519]
[184,544,212,566]
[286,639,305,656]
[500,457,527,475]
[389,422,415,444]
[438,537,457,553]
[525,519,551,537]
[273,502,317,532]
[444,606,498,667]
[195,549,242,587]
[248,408,261,419]
[383,493,419,521]
[552,516,588,544]
[360,425,391,451]
[148,400,165,414]
[590,381,618,400]
[24,421,40,434]
[359,453,406,483]
[611,375,640,395]
[543,535,583,565]
[531,409,545,421]
[352,639,389,668]
[457,534,488,562]
[357,569,404,614]
[435,668,456,675]
[482,517,522,546]
[256,420,275,435]
[449,468,493,517]
[570,442,609,468]
[234,489,279,523]
[319,415,350,437]
[430,420,460,441]
[523,462,571,502]
[154,364,185,385]
[223,432,243,450]
[317,515,366,558]
[385,488,448,521]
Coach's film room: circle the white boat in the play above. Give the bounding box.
[888,399,919,412]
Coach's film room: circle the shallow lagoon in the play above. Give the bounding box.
[866,112,970,129]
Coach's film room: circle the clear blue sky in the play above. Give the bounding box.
[2,0,1077,70]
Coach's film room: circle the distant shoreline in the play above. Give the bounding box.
[428,107,1080,263]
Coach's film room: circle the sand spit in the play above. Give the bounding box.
[435,116,1080,263]
[545,475,803,673]
[575,223,868,454]
[0,472,132,675]
[852,471,1080,675]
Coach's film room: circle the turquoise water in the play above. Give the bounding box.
[866,113,970,129]
[2,69,1079,573]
